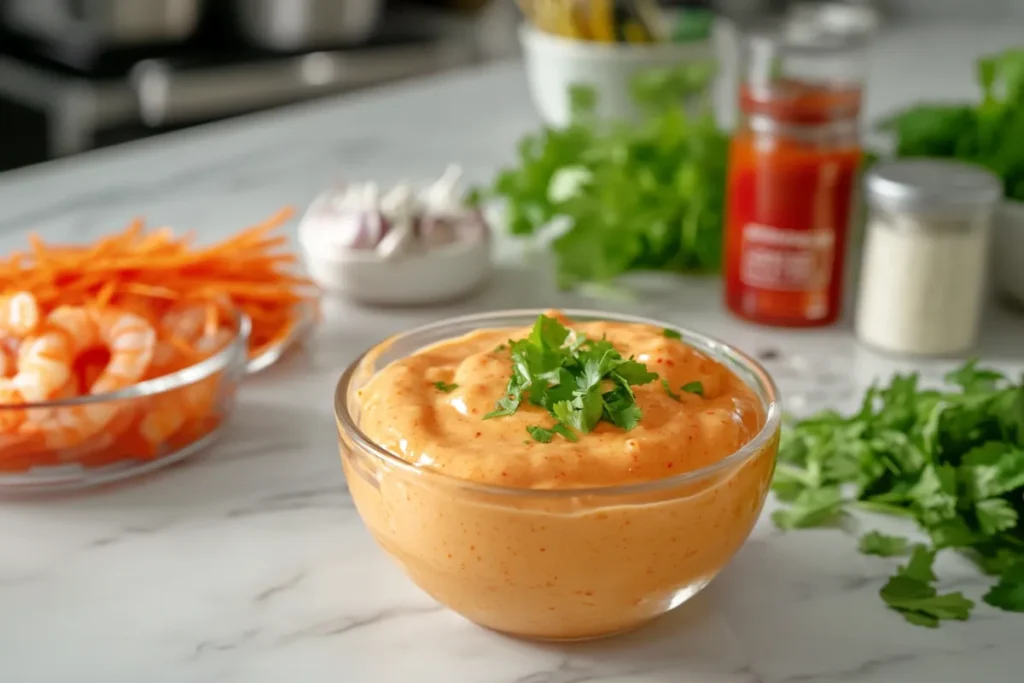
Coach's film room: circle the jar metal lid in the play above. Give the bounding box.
[865,158,1003,213]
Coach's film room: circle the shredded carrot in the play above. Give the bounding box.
[0,207,318,361]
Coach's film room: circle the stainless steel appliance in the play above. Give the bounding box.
[1,0,203,49]
[232,0,384,51]
[0,2,495,171]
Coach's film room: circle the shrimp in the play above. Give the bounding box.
[138,377,219,446]
[3,306,156,448]
[0,346,14,378]
[12,328,75,402]
[0,291,41,338]
[88,308,156,394]
[33,305,156,395]
[161,304,206,343]
[0,379,26,431]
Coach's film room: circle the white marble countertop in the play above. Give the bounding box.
[2,21,1024,683]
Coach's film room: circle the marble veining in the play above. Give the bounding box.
[1,22,1024,683]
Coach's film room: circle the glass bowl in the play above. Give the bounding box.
[0,312,250,495]
[334,309,781,641]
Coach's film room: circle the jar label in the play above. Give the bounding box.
[738,223,835,320]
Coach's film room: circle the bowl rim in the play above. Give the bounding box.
[0,307,251,411]
[334,308,781,498]
[517,21,715,59]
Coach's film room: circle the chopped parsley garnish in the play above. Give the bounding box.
[527,424,578,443]
[433,381,458,393]
[661,379,681,401]
[485,314,658,438]
[681,381,704,396]
[772,359,1024,626]
[663,328,682,340]
[494,344,507,352]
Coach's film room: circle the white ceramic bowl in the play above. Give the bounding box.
[299,229,491,306]
[993,200,1024,308]
[518,23,715,127]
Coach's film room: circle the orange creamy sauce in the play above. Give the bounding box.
[357,317,763,488]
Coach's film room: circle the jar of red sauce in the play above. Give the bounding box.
[723,21,869,327]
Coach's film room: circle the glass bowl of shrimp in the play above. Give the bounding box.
[0,293,251,494]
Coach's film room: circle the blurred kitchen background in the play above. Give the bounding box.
[0,0,1018,173]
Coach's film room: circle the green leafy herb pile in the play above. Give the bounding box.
[879,49,1024,200]
[773,360,1024,627]
[485,315,698,442]
[478,64,729,289]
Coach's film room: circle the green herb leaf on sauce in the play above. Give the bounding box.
[485,314,659,436]
[433,381,459,393]
[681,381,704,396]
[527,424,578,443]
[663,328,682,340]
[661,379,681,401]
[771,358,1024,626]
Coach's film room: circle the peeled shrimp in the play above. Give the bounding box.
[13,329,75,402]
[88,309,156,394]
[0,291,40,338]
[38,306,156,395]
[138,378,219,445]
[161,304,206,343]
[0,346,14,378]
[0,380,26,431]
[30,402,120,450]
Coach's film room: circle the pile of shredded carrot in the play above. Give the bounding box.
[0,207,318,360]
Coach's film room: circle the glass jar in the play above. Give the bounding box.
[723,18,869,327]
[855,159,1002,356]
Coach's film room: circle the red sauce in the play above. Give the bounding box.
[724,82,863,327]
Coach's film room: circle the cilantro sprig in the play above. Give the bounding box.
[773,359,1024,624]
[486,315,659,440]
[477,63,728,289]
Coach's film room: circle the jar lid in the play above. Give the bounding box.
[865,159,1003,213]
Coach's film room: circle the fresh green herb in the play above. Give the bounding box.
[772,359,1024,626]
[681,381,704,396]
[661,378,681,401]
[478,63,728,289]
[433,381,458,393]
[526,426,553,443]
[527,423,580,444]
[879,546,974,628]
[486,314,658,437]
[663,328,682,340]
[494,343,507,352]
[859,531,911,557]
[983,561,1024,612]
[771,487,845,530]
[879,49,1024,200]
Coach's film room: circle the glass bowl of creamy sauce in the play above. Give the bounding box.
[334,309,780,641]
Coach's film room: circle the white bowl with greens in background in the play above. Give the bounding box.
[518,23,717,127]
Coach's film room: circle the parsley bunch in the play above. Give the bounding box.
[479,63,729,289]
[880,49,1024,200]
[773,360,1024,626]
[486,315,661,441]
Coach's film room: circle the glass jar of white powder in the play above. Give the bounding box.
[855,159,1002,356]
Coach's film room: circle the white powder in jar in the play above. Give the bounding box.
[855,159,1002,357]
[854,213,991,356]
